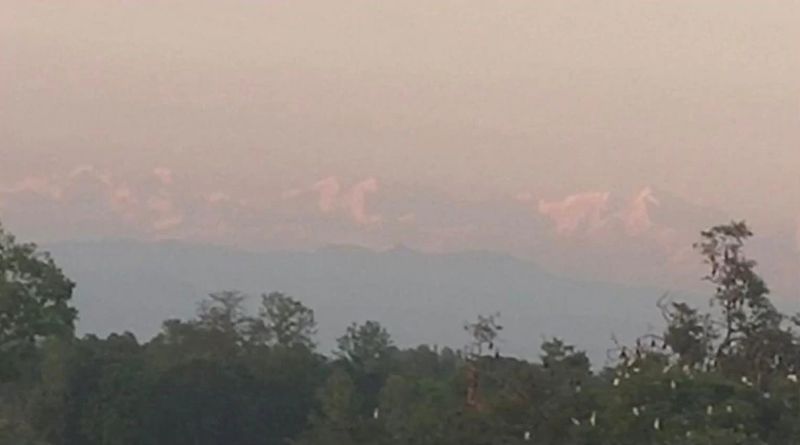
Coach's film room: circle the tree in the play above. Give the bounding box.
[335,321,395,426]
[196,291,253,338]
[149,291,254,364]
[336,321,394,366]
[463,313,503,358]
[28,333,148,445]
[296,369,363,445]
[253,292,317,349]
[378,373,458,445]
[143,358,264,445]
[694,222,790,383]
[0,223,76,380]
[661,300,715,368]
[146,291,324,445]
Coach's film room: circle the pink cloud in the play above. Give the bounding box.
[110,186,138,213]
[0,176,64,201]
[623,187,659,235]
[308,176,383,225]
[152,215,184,232]
[515,191,534,203]
[153,167,174,186]
[346,177,381,225]
[313,177,341,213]
[205,192,231,205]
[281,188,303,200]
[147,196,173,214]
[69,165,95,178]
[795,218,800,252]
[69,164,113,186]
[64,165,147,223]
[538,191,610,235]
[147,196,183,232]
[397,212,416,224]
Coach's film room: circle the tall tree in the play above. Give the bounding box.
[148,292,253,364]
[196,291,253,338]
[336,321,394,367]
[253,292,317,349]
[0,223,76,380]
[694,222,790,382]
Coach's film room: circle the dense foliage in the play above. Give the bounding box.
[3,221,800,445]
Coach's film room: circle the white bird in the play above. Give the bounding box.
[373,408,380,420]
[706,405,714,416]
[653,418,661,431]
[632,407,640,417]
[523,431,531,441]
[670,380,677,390]
[590,411,597,427]
[788,374,798,383]
[741,376,753,387]
[726,405,733,413]
[571,417,581,426]
[613,378,621,387]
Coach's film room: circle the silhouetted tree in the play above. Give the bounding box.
[0,223,76,380]
[252,292,317,349]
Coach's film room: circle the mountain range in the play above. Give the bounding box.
[45,239,706,365]
[6,165,800,296]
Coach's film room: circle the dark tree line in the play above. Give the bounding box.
[3,220,800,444]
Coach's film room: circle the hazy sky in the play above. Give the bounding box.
[2,1,799,289]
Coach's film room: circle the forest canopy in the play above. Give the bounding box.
[2,220,800,445]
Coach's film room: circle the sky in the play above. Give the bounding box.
[1,1,799,291]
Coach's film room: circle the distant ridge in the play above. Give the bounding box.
[45,239,702,365]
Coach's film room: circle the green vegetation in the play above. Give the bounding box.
[2,220,800,444]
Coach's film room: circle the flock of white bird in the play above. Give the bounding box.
[517,350,800,441]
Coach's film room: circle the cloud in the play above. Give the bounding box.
[69,164,113,186]
[622,187,659,235]
[64,165,144,222]
[309,176,382,225]
[281,188,303,200]
[147,196,183,232]
[346,177,381,225]
[515,191,534,203]
[205,192,231,205]
[538,187,671,238]
[152,215,184,232]
[3,165,797,294]
[313,177,341,213]
[0,176,64,201]
[110,186,138,217]
[397,212,416,224]
[153,167,174,186]
[538,191,610,235]
[795,218,800,252]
